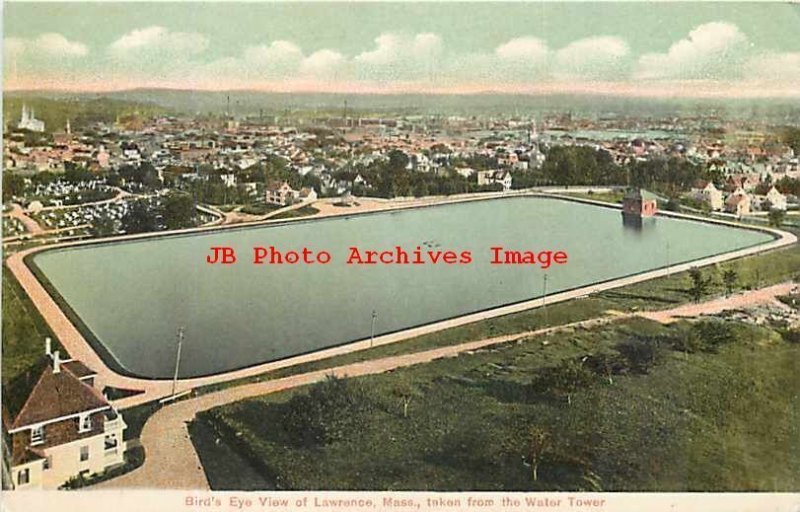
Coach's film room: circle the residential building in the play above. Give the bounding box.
[265,181,298,206]
[764,186,787,211]
[725,191,751,216]
[691,180,724,211]
[477,170,513,191]
[298,187,318,202]
[3,341,127,490]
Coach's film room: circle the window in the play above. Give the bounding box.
[30,426,44,445]
[17,468,29,486]
[78,414,92,433]
[104,434,118,451]
[79,446,89,462]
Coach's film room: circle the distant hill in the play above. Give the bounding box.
[2,95,168,134]
[5,89,800,124]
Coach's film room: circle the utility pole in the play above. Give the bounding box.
[171,326,185,397]
[542,274,549,326]
[370,310,377,348]
[666,239,671,277]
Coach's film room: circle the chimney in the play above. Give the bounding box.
[45,337,52,357]
[53,350,61,374]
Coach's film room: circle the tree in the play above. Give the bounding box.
[768,209,785,228]
[722,268,738,297]
[392,382,421,419]
[688,267,710,303]
[121,201,158,234]
[583,352,627,384]
[530,359,596,405]
[281,375,374,447]
[387,150,410,171]
[90,213,116,237]
[2,173,26,201]
[162,193,196,230]
[615,337,664,374]
[524,426,550,482]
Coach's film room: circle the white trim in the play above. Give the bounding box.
[8,406,109,434]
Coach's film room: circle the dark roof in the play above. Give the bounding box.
[624,188,659,202]
[2,357,51,430]
[13,447,45,466]
[6,357,109,431]
[61,360,96,379]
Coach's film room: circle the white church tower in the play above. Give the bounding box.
[18,104,45,132]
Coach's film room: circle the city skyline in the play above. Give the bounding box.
[4,3,800,98]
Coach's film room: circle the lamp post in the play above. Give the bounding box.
[666,239,671,277]
[370,310,377,348]
[542,274,549,326]
[171,327,185,397]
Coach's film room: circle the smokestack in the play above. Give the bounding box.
[53,350,61,374]
[45,337,52,357]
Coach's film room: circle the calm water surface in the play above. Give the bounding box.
[33,197,772,378]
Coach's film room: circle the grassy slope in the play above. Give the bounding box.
[197,318,800,491]
[1,269,60,384]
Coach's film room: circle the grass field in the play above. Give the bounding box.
[194,317,800,491]
[1,268,60,383]
[270,205,320,220]
[560,191,625,204]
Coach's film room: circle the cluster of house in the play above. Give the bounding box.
[690,179,789,216]
[3,340,127,489]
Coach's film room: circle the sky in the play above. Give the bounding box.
[4,2,800,98]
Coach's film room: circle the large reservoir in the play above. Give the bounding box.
[31,197,774,378]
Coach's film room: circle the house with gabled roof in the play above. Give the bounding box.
[265,180,299,206]
[691,180,724,211]
[2,340,127,489]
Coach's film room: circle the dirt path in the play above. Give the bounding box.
[639,282,797,323]
[94,279,798,490]
[93,314,622,490]
[6,202,44,235]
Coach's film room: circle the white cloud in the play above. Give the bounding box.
[299,49,346,78]
[495,37,548,62]
[744,52,800,83]
[244,40,303,66]
[4,33,88,59]
[35,33,89,57]
[554,36,630,79]
[353,33,443,81]
[109,26,208,58]
[356,33,442,65]
[636,22,750,80]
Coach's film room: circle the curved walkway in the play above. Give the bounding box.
[94,315,624,490]
[95,279,798,490]
[639,281,798,323]
[3,192,797,410]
